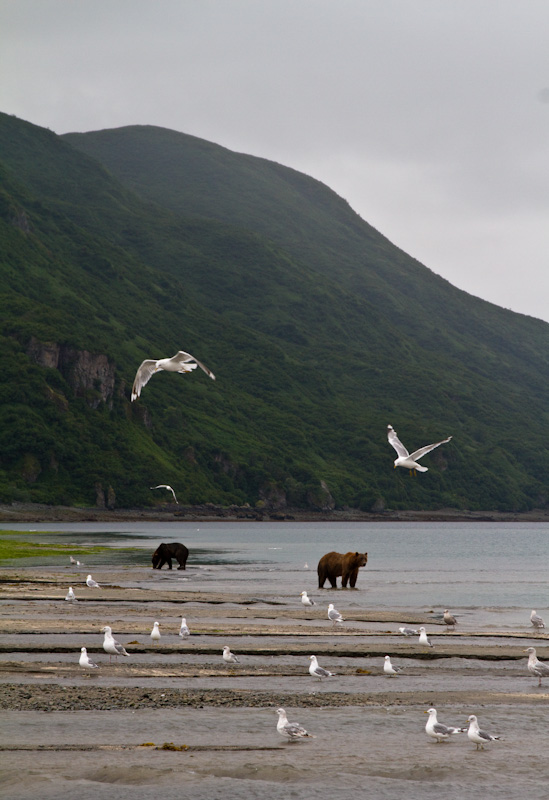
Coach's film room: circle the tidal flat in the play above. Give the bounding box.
[1,553,549,800]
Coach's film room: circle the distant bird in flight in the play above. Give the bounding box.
[387,424,452,474]
[150,484,178,503]
[131,350,215,401]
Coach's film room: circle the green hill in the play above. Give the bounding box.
[0,112,547,512]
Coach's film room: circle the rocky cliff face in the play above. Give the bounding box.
[27,337,116,408]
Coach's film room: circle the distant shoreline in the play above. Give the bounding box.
[1,503,548,524]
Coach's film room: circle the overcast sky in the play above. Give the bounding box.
[2,0,548,321]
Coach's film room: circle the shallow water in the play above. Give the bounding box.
[2,705,548,800]
[1,520,549,799]
[2,520,548,624]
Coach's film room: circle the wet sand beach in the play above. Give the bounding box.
[1,560,549,800]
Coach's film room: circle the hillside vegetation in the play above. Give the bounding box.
[0,113,547,512]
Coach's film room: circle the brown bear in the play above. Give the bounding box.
[317,551,368,589]
[152,542,189,570]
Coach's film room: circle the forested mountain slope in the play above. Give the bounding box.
[0,113,547,511]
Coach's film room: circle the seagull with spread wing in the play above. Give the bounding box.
[150,484,178,503]
[131,350,215,401]
[387,424,452,475]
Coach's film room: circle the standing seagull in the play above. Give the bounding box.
[222,645,239,665]
[327,603,344,626]
[69,556,77,565]
[101,626,129,662]
[150,485,178,503]
[86,574,100,589]
[524,647,549,686]
[383,655,405,677]
[179,617,190,638]
[387,424,452,474]
[466,714,500,750]
[418,627,433,647]
[424,708,463,742]
[530,610,545,629]
[398,627,419,636]
[309,655,335,680]
[150,621,161,645]
[79,647,99,670]
[131,350,215,401]
[276,708,314,742]
[300,591,316,606]
[65,586,77,602]
[443,609,458,630]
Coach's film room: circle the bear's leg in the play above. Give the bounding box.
[349,570,358,588]
[166,557,173,570]
[328,576,338,589]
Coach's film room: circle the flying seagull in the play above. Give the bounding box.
[524,647,549,686]
[466,714,500,750]
[530,610,545,629]
[86,574,100,588]
[276,708,314,742]
[150,484,178,503]
[387,424,452,474]
[383,655,405,676]
[101,626,129,661]
[131,350,215,401]
[424,708,463,742]
[79,647,99,670]
[309,655,335,680]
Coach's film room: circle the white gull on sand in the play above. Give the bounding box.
[300,591,316,606]
[327,604,344,625]
[309,655,335,679]
[86,575,100,588]
[525,647,549,686]
[398,627,418,636]
[179,617,190,638]
[276,708,314,742]
[79,647,99,670]
[150,621,161,644]
[65,587,77,602]
[466,714,500,749]
[387,424,452,474]
[424,708,463,742]
[418,627,433,647]
[530,610,545,629]
[223,645,239,665]
[101,626,129,661]
[131,350,215,401]
[383,655,405,676]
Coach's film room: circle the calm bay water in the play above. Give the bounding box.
[2,520,548,623]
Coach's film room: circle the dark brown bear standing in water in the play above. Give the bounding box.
[151,542,189,570]
[317,551,368,589]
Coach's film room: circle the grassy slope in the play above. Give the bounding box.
[0,113,547,511]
